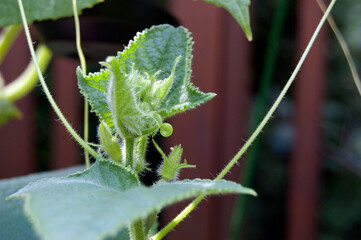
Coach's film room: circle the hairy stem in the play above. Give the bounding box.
[17,0,97,159]
[144,211,158,236]
[72,0,90,168]
[151,0,337,238]
[0,24,22,65]
[230,0,290,237]
[151,195,204,240]
[215,0,337,180]
[2,45,52,101]
[129,220,145,240]
[84,101,90,165]
[125,138,136,168]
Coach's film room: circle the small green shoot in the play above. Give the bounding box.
[152,139,195,181]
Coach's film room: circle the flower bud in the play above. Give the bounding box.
[98,122,123,164]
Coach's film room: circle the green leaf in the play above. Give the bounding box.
[77,68,114,128]
[9,158,256,240]
[147,55,180,110]
[0,166,84,240]
[204,0,252,40]
[9,159,138,240]
[78,24,216,124]
[0,0,103,27]
[117,24,216,118]
[0,99,22,127]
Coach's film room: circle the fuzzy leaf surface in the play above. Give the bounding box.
[78,24,215,124]
[117,24,216,118]
[107,58,161,137]
[9,159,138,240]
[0,99,22,127]
[77,68,113,127]
[0,0,103,27]
[0,166,84,240]
[10,159,256,240]
[204,0,252,40]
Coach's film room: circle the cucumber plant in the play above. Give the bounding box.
[0,0,341,239]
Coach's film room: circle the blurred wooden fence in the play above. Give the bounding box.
[0,0,327,239]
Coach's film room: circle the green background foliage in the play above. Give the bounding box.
[0,99,21,127]
[0,166,83,240]
[204,0,252,40]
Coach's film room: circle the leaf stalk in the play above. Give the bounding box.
[125,138,136,168]
[130,219,145,240]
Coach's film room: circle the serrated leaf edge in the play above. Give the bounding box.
[102,179,256,239]
[8,176,255,240]
[77,68,113,127]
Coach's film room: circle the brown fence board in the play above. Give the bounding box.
[287,0,328,239]
[163,1,252,239]
[0,31,35,179]
[50,56,81,169]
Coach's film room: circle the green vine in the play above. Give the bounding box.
[0,24,51,104]
[72,0,91,168]
[16,0,97,158]
[230,0,290,237]
[2,45,52,101]
[151,0,338,238]
[0,24,22,64]
[316,0,361,96]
